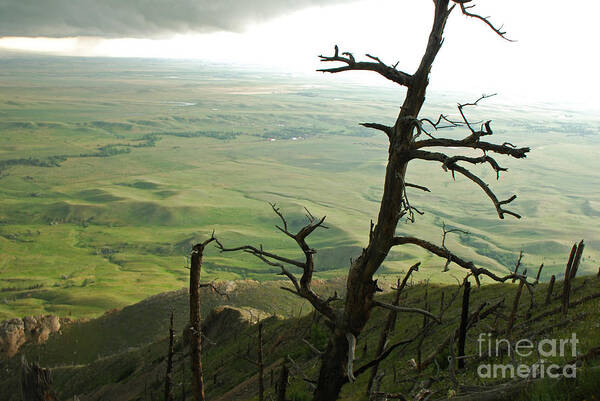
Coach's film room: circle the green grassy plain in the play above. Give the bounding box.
[0,56,599,319]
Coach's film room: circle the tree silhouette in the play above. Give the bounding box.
[217,1,531,399]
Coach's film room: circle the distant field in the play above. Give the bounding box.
[0,56,599,319]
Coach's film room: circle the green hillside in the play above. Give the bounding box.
[1,276,599,400]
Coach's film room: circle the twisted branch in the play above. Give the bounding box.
[215,205,335,321]
[453,1,515,41]
[318,45,413,87]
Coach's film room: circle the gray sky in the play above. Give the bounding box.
[0,0,598,108]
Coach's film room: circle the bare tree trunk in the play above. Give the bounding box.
[457,279,470,369]
[276,364,289,401]
[21,357,59,401]
[569,240,585,280]
[506,280,525,336]
[258,321,265,401]
[215,2,529,400]
[312,3,458,399]
[562,241,584,315]
[313,332,350,401]
[545,275,556,306]
[165,311,175,401]
[534,263,544,284]
[190,237,214,401]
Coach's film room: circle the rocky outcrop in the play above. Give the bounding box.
[0,315,60,358]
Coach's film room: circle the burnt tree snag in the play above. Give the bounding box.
[562,240,585,315]
[216,2,530,400]
[189,233,216,401]
[534,263,544,284]
[165,311,175,401]
[277,363,289,401]
[457,278,471,369]
[545,275,556,306]
[506,279,525,336]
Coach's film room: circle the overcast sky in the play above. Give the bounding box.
[0,0,598,108]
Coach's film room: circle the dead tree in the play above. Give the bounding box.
[562,240,585,315]
[277,363,289,401]
[506,279,525,336]
[545,275,556,306]
[165,311,175,401]
[189,233,216,401]
[217,2,530,400]
[457,278,471,369]
[534,263,544,284]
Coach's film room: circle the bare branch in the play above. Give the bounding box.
[420,114,462,130]
[410,149,521,219]
[354,338,415,379]
[454,1,515,41]
[215,240,305,269]
[405,183,431,192]
[318,46,413,87]
[390,236,528,285]
[442,154,507,180]
[451,164,521,219]
[373,301,441,323]
[414,95,530,160]
[215,206,336,322]
[441,222,470,272]
[269,202,290,235]
[360,122,393,139]
[456,94,497,134]
[303,339,325,356]
[415,136,530,159]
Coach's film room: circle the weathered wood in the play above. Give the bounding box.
[561,244,577,315]
[534,263,544,284]
[457,279,471,369]
[569,240,585,280]
[562,241,584,315]
[511,251,524,283]
[276,364,289,401]
[190,236,215,401]
[214,1,528,399]
[544,275,555,306]
[165,311,175,401]
[506,279,525,336]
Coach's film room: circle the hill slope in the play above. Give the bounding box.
[1,275,599,401]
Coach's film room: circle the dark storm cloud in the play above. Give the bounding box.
[0,0,354,38]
